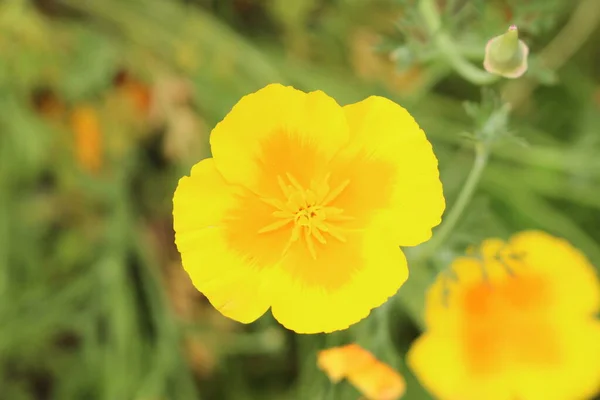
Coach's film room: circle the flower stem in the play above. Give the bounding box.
[416,143,490,261]
[419,0,499,85]
[503,0,600,107]
[0,128,9,297]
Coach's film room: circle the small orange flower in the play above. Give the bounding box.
[114,71,152,116]
[70,105,103,173]
[32,88,66,120]
[318,344,406,400]
[172,84,444,333]
[408,231,600,400]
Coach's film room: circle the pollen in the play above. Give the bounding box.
[258,172,353,259]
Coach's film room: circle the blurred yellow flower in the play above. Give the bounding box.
[408,231,600,400]
[173,84,444,333]
[70,105,103,174]
[318,344,406,400]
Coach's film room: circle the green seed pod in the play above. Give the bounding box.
[483,25,529,78]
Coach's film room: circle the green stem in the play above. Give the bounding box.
[0,105,13,300]
[0,133,8,298]
[436,34,499,85]
[419,0,499,85]
[416,144,490,261]
[503,0,600,107]
[418,0,441,32]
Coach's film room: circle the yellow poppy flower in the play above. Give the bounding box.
[173,84,444,333]
[408,231,600,400]
[318,344,406,400]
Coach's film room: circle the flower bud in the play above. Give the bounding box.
[483,25,529,78]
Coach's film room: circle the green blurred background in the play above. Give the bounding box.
[1,0,599,399]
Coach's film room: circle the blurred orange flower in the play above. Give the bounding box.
[70,105,103,173]
[114,71,152,116]
[172,84,444,333]
[318,344,405,400]
[32,87,66,121]
[349,29,424,96]
[408,231,600,400]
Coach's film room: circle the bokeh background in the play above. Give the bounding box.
[1,0,599,399]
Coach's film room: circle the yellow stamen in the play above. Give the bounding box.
[322,179,350,205]
[258,173,352,258]
[257,218,293,234]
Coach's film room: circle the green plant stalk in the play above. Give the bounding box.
[416,143,490,261]
[0,129,9,298]
[503,0,600,107]
[436,34,499,85]
[419,0,498,85]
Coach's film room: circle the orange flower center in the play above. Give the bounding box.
[257,173,353,259]
[222,130,396,289]
[461,272,560,376]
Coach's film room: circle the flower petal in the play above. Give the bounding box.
[408,334,512,400]
[508,230,600,316]
[349,359,406,400]
[423,238,510,331]
[173,159,271,323]
[410,231,600,400]
[269,225,408,333]
[209,84,349,194]
[511,320,600,400]
[318,344,406,400]
[338,96,445,247]
[318,344,373,382]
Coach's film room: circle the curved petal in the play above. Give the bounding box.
[173,159,271,323]
[318,344,375,382]
[408,334,512,400]
[424,239,514,331]
[409,324,600,400]
[209,84,349,194]
[319,344,406,400]
[349,360,406,400]
[411,232,600,400]
[269,225,408,334]
[509,230,600,316]
[421,259,471,332]
[511,320,600,400]
[336,96,445,247]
